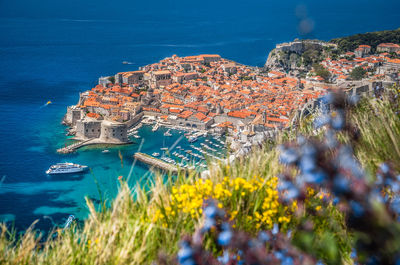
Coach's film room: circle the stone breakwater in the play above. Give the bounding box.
[133,152,181,173]
[57,138,132,154]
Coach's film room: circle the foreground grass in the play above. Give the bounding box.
[1,90,399,264]
[1,142,287,264]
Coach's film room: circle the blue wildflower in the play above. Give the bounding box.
[274,250,284,260]
[331,110,345,130]
[181,260,195,265]
[258,231,270,243]
[348,94,360,105]
[221,222,230,231]
[322,92,334,104]
[279,147,299,165]
[296,134,306,145]
[177,244,193,264]
[302,170,326,184]
[278,180,293,191]
[272,223,279,235]
[284,185,300,201]
[325,129,338,148]
[217,250,230,264]
[390,198,400,215]
[218,230,232,246]
[282,256,294,265]
[333,174,350,195]
[202,217,216,233]
[332,197,340,205]
[389,180,400,193]
[299,155,316,173]
[380,163,390,175]
[302,144,317,157]
[349,201,365,218]
[375,174,383,185]
[314,114,331,129]
[350,248,357,259]
[204,205,217,218]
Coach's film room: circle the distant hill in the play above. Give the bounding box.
[330,28,400,52]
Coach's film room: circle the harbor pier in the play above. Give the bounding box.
[57,139,132,154]
[133,152,181,173]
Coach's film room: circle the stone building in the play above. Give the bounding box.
[202,54,221,64]
[377,43,400,53]
[75,118,102,139]
[150,70,172,87]
[99,120,128,143]
[65,106,84,125]
[221,63,237,75]
[98,76,112,87]
[172,72,199,84]
[115,71,145,85]
[355,45,371,58]
[122,71,145,85]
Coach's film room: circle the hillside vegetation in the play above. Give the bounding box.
[330,28,400,52]
[1,87,400,264]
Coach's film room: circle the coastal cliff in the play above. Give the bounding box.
[264,40,337,76]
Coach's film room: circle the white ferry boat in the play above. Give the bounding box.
[46,163,88,175]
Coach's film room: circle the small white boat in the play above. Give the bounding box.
[46,163,88,175]
[164,129,172,137]
[188,136,198,143]
[102,150,110,153]
[152,152,160,157]
[152,123,160,132]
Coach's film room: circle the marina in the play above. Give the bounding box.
[126,124,227,172]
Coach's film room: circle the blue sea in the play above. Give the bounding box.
[0,0,399,232]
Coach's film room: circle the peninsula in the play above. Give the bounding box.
[61,39,400,153]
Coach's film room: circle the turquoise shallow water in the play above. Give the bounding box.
[0,110,225,231]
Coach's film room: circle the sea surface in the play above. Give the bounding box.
[0,0,399,232]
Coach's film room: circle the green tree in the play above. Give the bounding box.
[108,76,115,84]
[350,66,367,80]
[312,63,331,82]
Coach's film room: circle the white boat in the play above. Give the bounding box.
[46,163,88,175]
[102,150,110,153]
[133,134,140,139]
[188,136,198,143]
[152,123,159,132]
[152,152,160,157]
[164,129,172,137]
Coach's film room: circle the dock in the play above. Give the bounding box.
[57,139,93,154]
[57,139,131,154]
[134,152,181,173]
